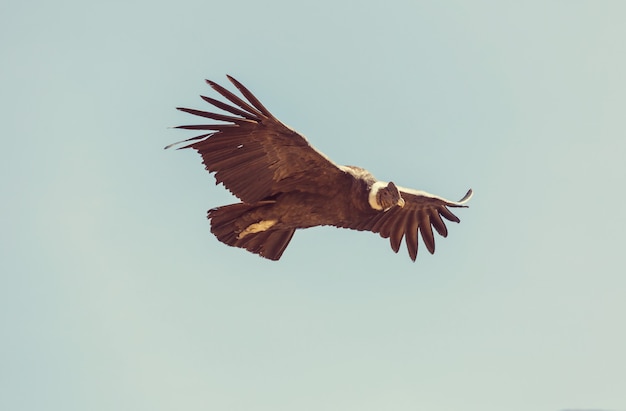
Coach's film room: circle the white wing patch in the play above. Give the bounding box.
[237,220,278,239]
[397,186,474,206]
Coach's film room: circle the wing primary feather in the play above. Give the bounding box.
[226,75,275,118]
[175,124,240,131]
[429,210,449,237]
[205,79,265,119]
[164,133,211,150]
[176,107,256,125]
[389,212,409,253]
[200,95,259,121]
[405,212,419,261]
[439,206,461,223]
[418,210,435,254]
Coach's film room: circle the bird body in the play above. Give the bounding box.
[169,76,472,261]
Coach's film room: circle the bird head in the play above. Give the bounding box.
[375,182,405,211]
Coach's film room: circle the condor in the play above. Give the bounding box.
[168,76,473,261]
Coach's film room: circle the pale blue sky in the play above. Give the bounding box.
[2,1,625,411]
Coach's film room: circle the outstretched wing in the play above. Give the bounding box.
[350,188,473,261]
[169,75,345,203]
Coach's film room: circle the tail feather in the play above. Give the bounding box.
[208,203,295,261]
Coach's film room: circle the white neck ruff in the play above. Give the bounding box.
[368,181,388,210]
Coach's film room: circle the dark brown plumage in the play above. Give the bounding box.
[169,75,473,261]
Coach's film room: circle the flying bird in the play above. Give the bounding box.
[168,75,472,261]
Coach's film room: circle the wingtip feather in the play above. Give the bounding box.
[458,188,473,204]
[163,133,211,150]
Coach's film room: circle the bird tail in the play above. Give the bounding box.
[208,203,295,261]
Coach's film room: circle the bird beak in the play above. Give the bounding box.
[397,197,405,208]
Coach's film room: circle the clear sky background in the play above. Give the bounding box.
[2,1,625,410]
